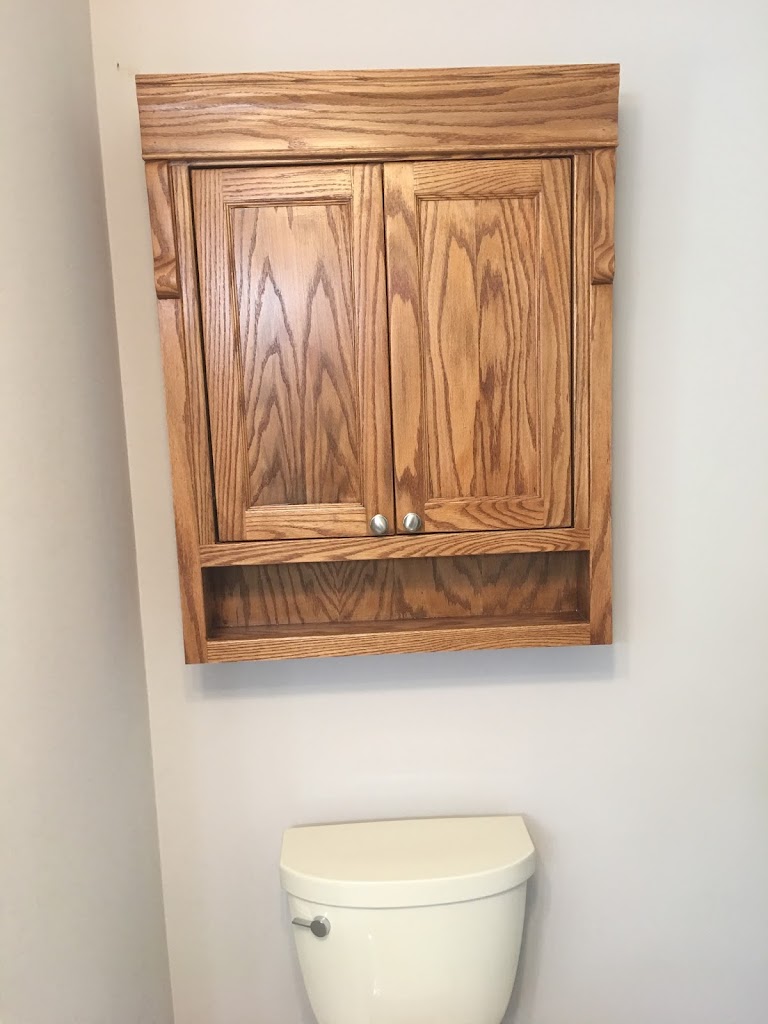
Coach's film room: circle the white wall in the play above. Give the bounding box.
[0,2,173,1022]
[88,1,768,1021]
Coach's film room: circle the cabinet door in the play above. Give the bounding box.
[192,165,393,540]
[384,159,572,533]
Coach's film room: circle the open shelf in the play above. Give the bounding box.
[201,549,590,662]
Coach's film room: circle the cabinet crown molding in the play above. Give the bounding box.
[136,63,619,162]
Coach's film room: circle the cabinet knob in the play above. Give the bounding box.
[402,512,423,533]
[369,514,389,536]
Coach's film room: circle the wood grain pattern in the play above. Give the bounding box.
[216,165,351,203]
[383,161,425,528]
[137,67,618,662]
[169,163,216,545]
[225,165,357,528]
[413,159,542,196]
[420,192,540,502]
[199,528,590,567]
[156,299,207,662]
[538,158,573,525]
[243,503,368,539]
[192,164,393,540]
[232,200,360,506]
[144,161,179,297]
[351,164,395,537]
[589,285,613,642]
[572,153,592,530]
[206,552,587,628]
[592,148,616,283]
[136,65,619,161]
[206,617,591,662]
[424,497,545,531]
[192,167,247,538]
[385,157,572,533]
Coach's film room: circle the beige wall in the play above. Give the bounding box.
[0,2,172,1021]
[89,1,768,1022]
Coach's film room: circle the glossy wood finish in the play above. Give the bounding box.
[385,158,572,534]
[199,528,590,567]
[137,64,619,162]
[572,153,593,531]
[156,299,208,662]
[144,162,178,298]
[206,552,587,629]
[169,164,216,546]
[232,200,360,506]
[592,149,617,283]
[146,162,215,659]
[192,164,393,540]
[589,286,613,642]
[207,617,591,662]
[137,65,618,662]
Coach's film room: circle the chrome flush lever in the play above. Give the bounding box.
[292,915,331,938]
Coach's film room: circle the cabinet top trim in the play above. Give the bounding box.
[136,63,619,162]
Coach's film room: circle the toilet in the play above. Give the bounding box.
[280,815,535,1024]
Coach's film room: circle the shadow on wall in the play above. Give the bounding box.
[190,643,619,699]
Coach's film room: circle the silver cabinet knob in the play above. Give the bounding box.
[402,512,423,533]
[292,915,331,938]
[369,514,389,536]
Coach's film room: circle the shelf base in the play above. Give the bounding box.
[206,612,591,663]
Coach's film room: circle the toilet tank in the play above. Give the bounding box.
[280,816,536,1024]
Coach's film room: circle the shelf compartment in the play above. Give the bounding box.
[202,550,590,662]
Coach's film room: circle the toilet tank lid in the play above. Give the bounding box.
[280,815,535,908]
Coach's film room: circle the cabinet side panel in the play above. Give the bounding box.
[156,299,208,662]
[589,284,613,642]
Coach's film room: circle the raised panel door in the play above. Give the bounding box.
[384,158,572,533]
[192,165,393,540]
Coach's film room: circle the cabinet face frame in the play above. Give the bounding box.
[137,64,618,663]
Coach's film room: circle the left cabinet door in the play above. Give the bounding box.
[192,165,394,540]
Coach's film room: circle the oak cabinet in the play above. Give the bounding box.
[136,65,618,663]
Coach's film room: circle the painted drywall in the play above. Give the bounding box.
[0,3,173,1022]
[88,1,768,1021]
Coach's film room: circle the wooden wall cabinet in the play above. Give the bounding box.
[136,64,618,663]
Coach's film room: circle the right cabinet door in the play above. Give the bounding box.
[384,158,572,533]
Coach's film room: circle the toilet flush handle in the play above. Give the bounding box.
[292,915,331,938]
